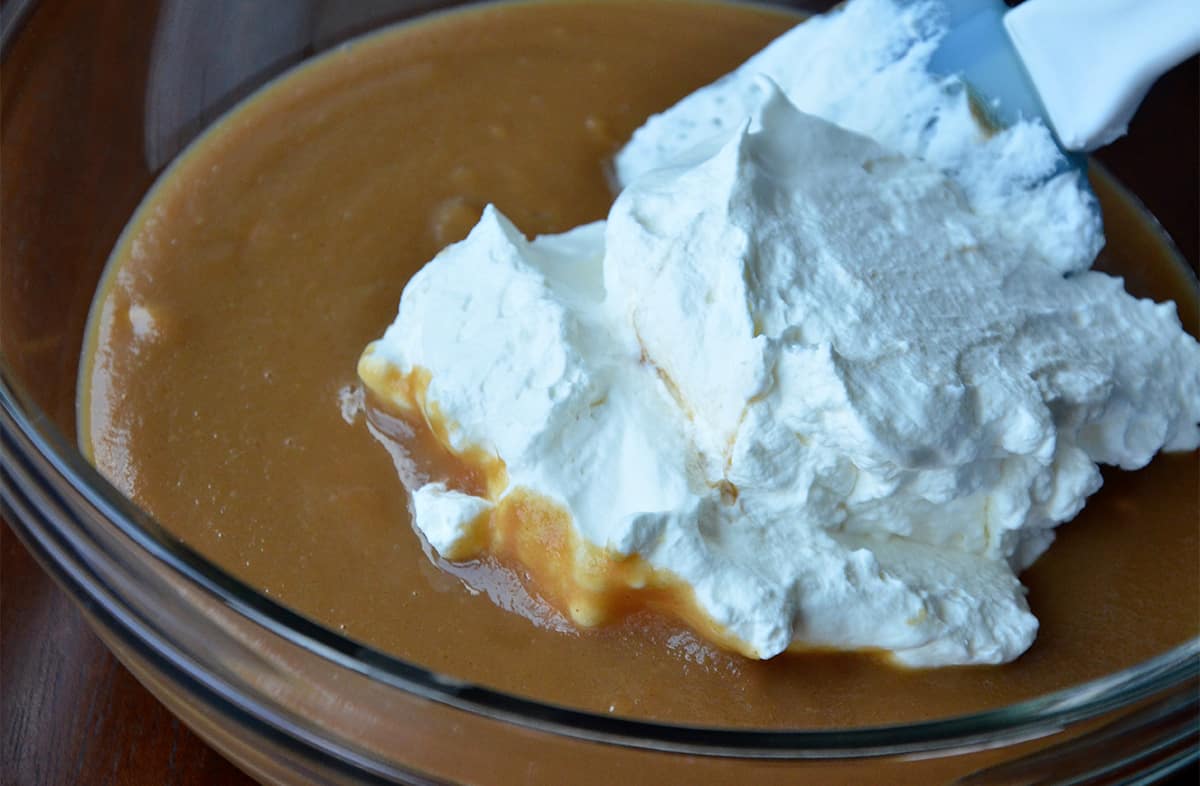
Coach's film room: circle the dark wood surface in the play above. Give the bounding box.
[1,2,1197,782]
[1,528,249,785]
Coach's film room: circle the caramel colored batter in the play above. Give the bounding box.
[359,368,758,655]
[80,0,1198,728]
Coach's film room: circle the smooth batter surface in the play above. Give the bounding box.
[81,0,1199,728]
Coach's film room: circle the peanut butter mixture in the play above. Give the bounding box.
[81,0,1198,728]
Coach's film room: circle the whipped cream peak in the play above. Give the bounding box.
[616,0,1103,276]
[359,1,1200,667]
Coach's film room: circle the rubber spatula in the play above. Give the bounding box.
[926,0,1200,157]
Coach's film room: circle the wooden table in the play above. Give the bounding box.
[2,18,1197,786]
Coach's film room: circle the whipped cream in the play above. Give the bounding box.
[359,0,1200,666]
[616,0,1103,274]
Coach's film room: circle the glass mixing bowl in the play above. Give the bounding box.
[3,1,1197,783]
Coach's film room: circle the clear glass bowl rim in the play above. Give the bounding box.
[1,0,1197,762]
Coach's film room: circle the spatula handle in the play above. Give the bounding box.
[1004,0,1200,152]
